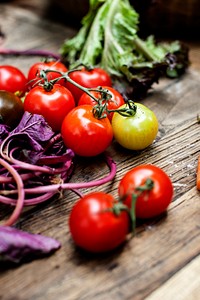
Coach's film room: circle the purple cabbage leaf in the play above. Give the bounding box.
[0,226,61,263]
[11,111,55,143]
[2,112,56,157]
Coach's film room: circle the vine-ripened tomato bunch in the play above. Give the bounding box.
[0,61,159,157]
[69,164,173,253]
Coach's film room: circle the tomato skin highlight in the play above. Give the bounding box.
[0,65,27,95]
[65,67,112,104]
[27,61,68,89]
[78,86,125,121]
[112,103,159,150]
[24,84,75,132]
[69,192,130,253]
[118,164,173,219]
[61,105,113,157]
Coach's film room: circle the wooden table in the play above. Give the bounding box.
[0,3,200,300]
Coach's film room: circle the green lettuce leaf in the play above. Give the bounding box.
[61,0,139,76]
[60,0,189,99]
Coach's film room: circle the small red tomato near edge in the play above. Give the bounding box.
[24,84,75,132]
[27,60,68,90]
[69,192,130,253]
[118,164,173,219]
[0,65,27,95]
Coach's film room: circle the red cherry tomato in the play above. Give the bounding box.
[0,65,27,95]
[118,164,173,219]
[78,86,125,121]
[65,67,112,104]
[61,105,113,157]
[69,192,130,253]
[24,84,75,132]
[27,60,68,89]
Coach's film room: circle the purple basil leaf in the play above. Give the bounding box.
[3,112,58,163]
[11,112,55,143]
[0,226,61,263]
[8,133,45,154]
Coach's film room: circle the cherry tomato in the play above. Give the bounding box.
[112,103,159,150]
[0,65,27,95]
[69,192,130,253]
[24,84,75,132]
[61,105,113,157]
[27,60,68,89]
[78,86,125,121]
[0,91,24,128]
[65,67,112,104]
[118,164,173,219]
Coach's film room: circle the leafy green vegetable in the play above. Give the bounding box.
[60,0,189,100]
[61,0,139,76]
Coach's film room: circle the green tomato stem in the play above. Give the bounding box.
[128,178,154,235]
[37,68,137,119]
[130,194,137,236]
[108,100,137,117]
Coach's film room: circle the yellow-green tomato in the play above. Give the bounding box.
[111,103,159,150]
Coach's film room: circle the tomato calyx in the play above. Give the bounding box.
[109,100,137,117]
[105,178,154,236]
[121,178,154,234]
[135,178,154,194]
[28,69,54,91]
[108,201,129,216]
[42,80,55,92]
[92,88,137,119]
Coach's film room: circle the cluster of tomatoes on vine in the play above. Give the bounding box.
[0,60,173,253]
[0,60,159,156]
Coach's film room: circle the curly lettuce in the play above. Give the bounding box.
[61,0,139,75]
[60,0,189,99]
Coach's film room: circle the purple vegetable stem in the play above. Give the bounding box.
[22,153,117,195]
[0,153,117,208]
[0,48,61,60]
[0,158,25,226]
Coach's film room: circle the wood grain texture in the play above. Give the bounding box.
[145,254,200,300]
[0,4,200,300]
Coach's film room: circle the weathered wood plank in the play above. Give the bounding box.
[145,254,200,300]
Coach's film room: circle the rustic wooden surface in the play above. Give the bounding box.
[0,3,200,300]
